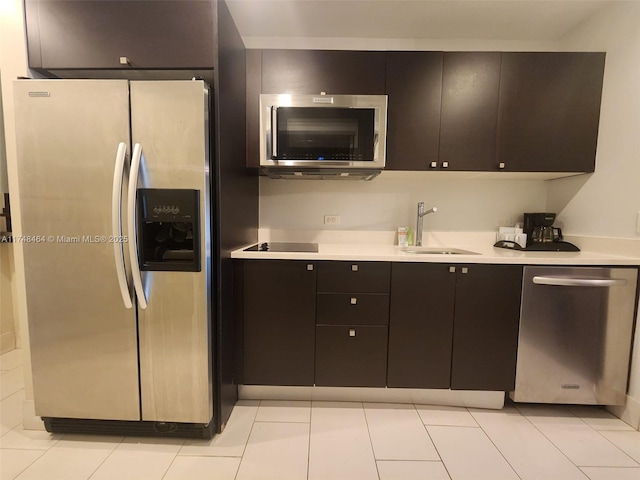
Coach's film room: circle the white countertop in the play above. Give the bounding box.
[231,232,640,266]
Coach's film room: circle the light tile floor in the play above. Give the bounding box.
[1,349,639,480]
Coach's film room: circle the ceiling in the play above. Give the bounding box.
[225,0,614,42]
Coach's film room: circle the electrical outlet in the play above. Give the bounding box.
[636,212,640,235]
[324,215,340,225]
[497,218,513,227]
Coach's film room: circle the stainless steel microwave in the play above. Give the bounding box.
[259,94,388,180]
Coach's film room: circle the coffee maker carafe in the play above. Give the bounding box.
[522,213,580,251]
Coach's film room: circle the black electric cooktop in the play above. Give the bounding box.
[243,242,319,253]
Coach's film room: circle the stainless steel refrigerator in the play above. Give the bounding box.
[14,79,215,437]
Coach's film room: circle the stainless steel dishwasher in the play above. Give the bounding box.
[511,266,638,405]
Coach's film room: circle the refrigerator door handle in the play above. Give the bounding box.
[112,142,133,309]
[127,143,148,309]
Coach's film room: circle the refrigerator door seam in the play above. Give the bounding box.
[128,142,148,309]
[112,142,133,309]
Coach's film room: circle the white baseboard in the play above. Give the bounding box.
[607,395,640,430]
[0,331,16,354]
[239,385,505,409]
[22,399,45,431]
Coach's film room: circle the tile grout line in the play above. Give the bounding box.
[1,421,61,450]
[467,407,524,480]
[361,402,382,480]
[0,388,26,438]
[592,427,640,467]
[412,403,455,480]
[233,400,261,480]
[512,404,636,470]
[307,401,313,480]
[513,404,587,470]
[158,439,186,480]
[84,434,128,480]
[0,366,25,401]
[4,448,46,480]
[535,404,640,466]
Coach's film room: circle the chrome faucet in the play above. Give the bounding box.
[415,202,437,246]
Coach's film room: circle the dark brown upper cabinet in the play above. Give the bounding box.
[438,52,501,171]
[261,50,386,95]
[385,52,443,171]
[497,52,606,172]
[25,0,216,70]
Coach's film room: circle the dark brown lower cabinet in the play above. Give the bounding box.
[242,260,316,386]
[387,263,456,388]
[315,325,388,387]
[388,263,523,391]
[240,259,522,391]
[450,265,523,390]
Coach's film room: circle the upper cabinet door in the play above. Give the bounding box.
[385,52,443,170]
[439,52,501,171]
[26,0,215,69]
[261,50,386,94]
[497,52,606,172]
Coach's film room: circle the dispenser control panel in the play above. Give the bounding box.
[137,189,201,272]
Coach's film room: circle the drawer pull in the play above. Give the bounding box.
[351,265,359,272]
[449,266,456,273]
[119,56,130,65]
[349,328,356,337]
[350,297,357,305]
[461,267,469,274]
[307,264,314,271]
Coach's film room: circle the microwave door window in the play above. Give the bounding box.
[276,107,375,161]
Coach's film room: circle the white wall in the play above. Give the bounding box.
[547,1,640,238]
[0,0,37,425]
[260,172,548,232]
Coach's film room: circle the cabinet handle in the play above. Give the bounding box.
[461,267,469,274]
[441,161,449,168]
[307,264,314,271]
[498,162,505,169]
[350,297,357,305]
[119,56,130,66]
[351,264,359,272]
[449,266,456,273]
[349,328,356,337]
[430,161,438,168]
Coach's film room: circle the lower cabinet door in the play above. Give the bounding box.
[315,325,388,387]
[242,260,316,386]
[450,264,523,390]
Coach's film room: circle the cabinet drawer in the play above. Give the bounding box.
[317,293,389,326]
[315,326,388,387]
[317,261,391,293]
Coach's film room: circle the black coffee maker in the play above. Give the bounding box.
[522,213,580,251]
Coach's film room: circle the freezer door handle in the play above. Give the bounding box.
[112,142,133,308]
[532,276,628,287]
[127,143,148,309]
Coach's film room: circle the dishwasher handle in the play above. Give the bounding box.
[532,276,628,287]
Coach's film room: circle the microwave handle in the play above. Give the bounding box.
[271,106,278,159]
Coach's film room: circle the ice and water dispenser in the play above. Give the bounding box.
[137,189,201,272]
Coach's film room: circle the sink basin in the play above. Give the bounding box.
[400,247,481,255]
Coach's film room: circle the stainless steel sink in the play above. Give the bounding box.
[399,247,481,255]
